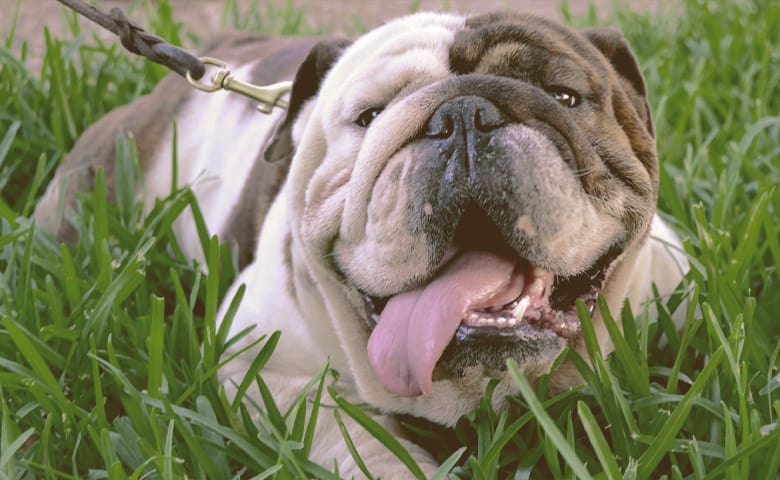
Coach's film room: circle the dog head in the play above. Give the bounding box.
[272,12,657,423]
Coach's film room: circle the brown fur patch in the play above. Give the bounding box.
[449,14,657,237]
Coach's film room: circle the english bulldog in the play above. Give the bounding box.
[35,11,690,477]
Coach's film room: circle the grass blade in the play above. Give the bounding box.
[577,401,622,479]
[508,359,593,480]
[637,348,726,477]
[333,409,377,480]
[147,295,165,399]
[430,447,467,480]
[599,297,649,396]
[329,386,428,480]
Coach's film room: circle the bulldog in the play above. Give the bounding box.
[35,11,690,477]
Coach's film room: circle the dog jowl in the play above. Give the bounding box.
[36,11,689,478]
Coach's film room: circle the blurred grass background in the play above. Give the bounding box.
[0,0,778,478]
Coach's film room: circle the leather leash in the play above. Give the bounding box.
[55,0,291,112]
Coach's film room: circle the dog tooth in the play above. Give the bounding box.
[512,296,530,320]
[496,317,508,327]
[529,278,545,296]
[479,317,494,327]
[507,316,517,327]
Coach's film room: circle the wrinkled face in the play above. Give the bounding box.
[287,12,657,409]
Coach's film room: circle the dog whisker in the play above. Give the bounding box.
[572,166,595,177]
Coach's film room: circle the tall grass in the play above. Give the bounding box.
[1,0,778,478]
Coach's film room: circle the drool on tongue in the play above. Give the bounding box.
[366,251,524,397]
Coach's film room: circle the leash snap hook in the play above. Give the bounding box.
[186,56,227,92]
[186,57,292,113]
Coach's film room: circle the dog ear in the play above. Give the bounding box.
[265,39,351,163]
[584,28,655,138]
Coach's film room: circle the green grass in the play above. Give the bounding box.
[1,0,778,478]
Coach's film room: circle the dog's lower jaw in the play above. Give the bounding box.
[340,224,682,427]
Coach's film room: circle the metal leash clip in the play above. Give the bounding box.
[186,57,292,113]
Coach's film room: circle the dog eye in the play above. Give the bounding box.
[354,107,384,127]
[547,88,580,108]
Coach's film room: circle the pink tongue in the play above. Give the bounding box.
[366,251,521,397]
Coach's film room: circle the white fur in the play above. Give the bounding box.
[143,63,288,263]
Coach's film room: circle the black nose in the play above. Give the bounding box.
[425,96,506,139]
